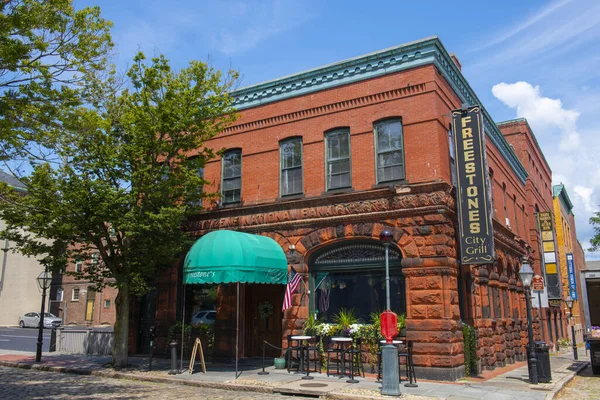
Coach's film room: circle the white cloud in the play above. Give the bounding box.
[575,186,595,213]
[492,81,600,260]
[492,82,580,150]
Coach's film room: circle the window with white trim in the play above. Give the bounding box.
[375,119,404,183]
[72,288,80,301]
[56,288,64,302]
[280,138,303,196]
[222,150,242,204]
[75,259,83,273]
[325,129,351,190]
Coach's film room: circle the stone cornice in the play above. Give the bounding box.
[231,36,527,184]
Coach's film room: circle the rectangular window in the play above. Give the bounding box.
[104,300,111,308]
[280,138,303,196]
[75,260,83,273]
[72,288,80,301]
[222,150,241,204]
[326,129,351,190]
[188,166,204,207]
[375,120,404,183]
[448,129,457,186]
[56,288,63,302]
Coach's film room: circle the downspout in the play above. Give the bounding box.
[0,239,8,295]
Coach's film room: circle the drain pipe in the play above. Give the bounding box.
[0,239,8,294]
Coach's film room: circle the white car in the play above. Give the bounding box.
[190,310,216,325]
[19,312,62,328]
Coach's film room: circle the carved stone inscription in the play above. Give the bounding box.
[186,191,453,232]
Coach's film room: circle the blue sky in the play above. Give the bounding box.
[77,0,600,259]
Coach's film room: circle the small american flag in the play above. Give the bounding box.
[282,268,303,311]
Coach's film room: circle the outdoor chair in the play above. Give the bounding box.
[325,337,344,376]
[398,340,417,385]
[285,335,302,373]
[341,337,365,378]
[306,335,322,374]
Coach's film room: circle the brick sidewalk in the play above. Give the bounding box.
[0,348,589,400]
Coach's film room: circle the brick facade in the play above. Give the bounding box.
[130,37,567,380]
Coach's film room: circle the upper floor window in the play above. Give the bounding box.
[75,259,83,273]
[222,150,242,204]
[375,119,404,183]
[325,129,351,190]
[280,138,303,196]
[56,288,64,302]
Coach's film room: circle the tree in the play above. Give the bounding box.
[0,53,238,367]
[1,0,113,163]
[590,210,600,253]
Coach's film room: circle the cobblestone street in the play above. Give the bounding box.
[0,366,313,399]
[556,365,600,400]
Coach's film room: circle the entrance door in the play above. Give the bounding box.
[245,284,284,357]
[85,290,96,322]
[137,288,156,354]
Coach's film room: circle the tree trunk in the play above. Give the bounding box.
[112,283,129,367]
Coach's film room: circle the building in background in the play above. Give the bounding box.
[499,119,567,349]
[0,171,61,326]
[53,255,118,326]
[553,184,586,343]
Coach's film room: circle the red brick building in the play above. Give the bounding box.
[499,119,568,348]
[52,256,118,327]
[132,37,569,380]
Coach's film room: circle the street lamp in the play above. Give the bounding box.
[564,295,578,360]
[36,269,53,362]
[379,229,400,396]
[518,257,537,385]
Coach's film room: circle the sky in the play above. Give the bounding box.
[76,0,600,259]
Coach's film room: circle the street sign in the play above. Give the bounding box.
[532,275,544,292]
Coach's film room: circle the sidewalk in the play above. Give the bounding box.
[0,348,588,400]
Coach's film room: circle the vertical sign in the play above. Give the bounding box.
[452,106,495,264]
[537,211,561,300]
[566,253,577,300]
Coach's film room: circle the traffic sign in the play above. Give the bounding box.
[532,275,544,292]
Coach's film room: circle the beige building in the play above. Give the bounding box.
[0,171,53,326]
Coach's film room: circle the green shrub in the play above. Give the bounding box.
[462,323,478,377]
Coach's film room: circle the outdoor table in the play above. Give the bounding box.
[331,337,357,383]
[290,335,313,380]
[379,339,404,345]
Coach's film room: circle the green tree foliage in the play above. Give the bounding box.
[590,211,600,253]
[0,0,113,162]
[0,53,238,367]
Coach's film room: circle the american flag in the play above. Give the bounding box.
[282,268,303,311]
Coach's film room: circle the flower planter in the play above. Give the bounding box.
[274,357,286,369]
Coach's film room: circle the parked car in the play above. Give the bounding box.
[18,312,62,328]
[190,310,216,325]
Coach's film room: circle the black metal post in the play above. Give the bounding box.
[302,339,313,380]
[168,340,179,375]
[525,290,538,384]
[35,283,48,362]
[148,325,156,371]
[258,340,269,375]
[569,308,578,360]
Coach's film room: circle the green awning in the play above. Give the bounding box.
[183,230,288,285]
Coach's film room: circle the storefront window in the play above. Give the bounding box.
[309,241,405,323]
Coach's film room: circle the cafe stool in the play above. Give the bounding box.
[285,335,302,373]
[342,337,365,378]
[306,335,322,373]
[325,337,344,376]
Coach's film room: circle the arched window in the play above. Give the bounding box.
[374,119,404,183]
[280,138,303,196]
[325,129,351,190]
[222,149,242,204]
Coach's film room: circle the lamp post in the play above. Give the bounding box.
[565,295,578,360]
[379,229,400,396]
[518,257,537,384]
[36,269,53,362]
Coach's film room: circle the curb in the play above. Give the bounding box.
[0,361,391,400]
[544,361,589,400]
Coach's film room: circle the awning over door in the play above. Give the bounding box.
[183,230,288,285]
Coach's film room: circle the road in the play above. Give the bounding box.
[0,366,313,399]
[556,364,600,400]
[0,327,51,353]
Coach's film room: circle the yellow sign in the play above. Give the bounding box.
[538,212,553,231]
[543,241,555,252]
[542,231,553,241]
[546,263,557,274]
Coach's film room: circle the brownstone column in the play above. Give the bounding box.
[403,256,464,381]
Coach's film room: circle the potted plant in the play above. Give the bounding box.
[274,355,287,369]
[398,313,406,337]
[332,308,358,336]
